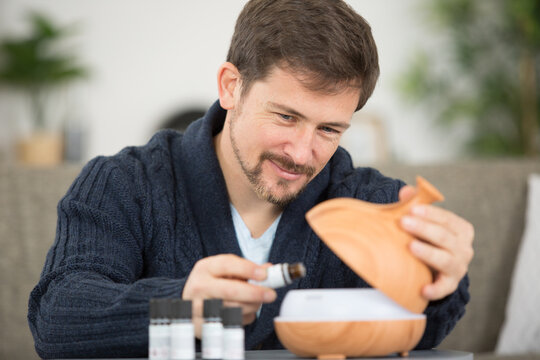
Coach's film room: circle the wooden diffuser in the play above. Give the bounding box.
[274,176,445,358]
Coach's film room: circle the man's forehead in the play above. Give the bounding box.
[240,65,360,121]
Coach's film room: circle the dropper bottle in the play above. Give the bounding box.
[149,298,171,360]
[250,262,306,288]
[170,299,194,360]
[221,307,244,360]
[202,298,223,360]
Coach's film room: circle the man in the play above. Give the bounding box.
[28,0,474,358]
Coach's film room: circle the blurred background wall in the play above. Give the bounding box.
[0,0,538,166]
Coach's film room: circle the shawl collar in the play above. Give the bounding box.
[180,101,242,258]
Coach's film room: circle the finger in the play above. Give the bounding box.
[204,254,268,281]
[409,240,458,276]
[401,216,457,252]
[191,298,204,318]
[410,205,474,243]
[223,300,263,315]
[399,185,416,202]
[243,313,256,325]
[193,316,203,339]
[422,274,458,300]
[191,299,259,317]
[203,278,277,303]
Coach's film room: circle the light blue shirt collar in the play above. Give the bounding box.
[230,203,282,265]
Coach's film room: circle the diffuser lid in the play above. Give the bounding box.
[306,176,444,313]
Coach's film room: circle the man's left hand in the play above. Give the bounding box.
[398,185,474,301]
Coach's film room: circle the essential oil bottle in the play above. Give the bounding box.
[202,298,223,360]
[222,307,244,360]
[251,262,306,288]
[149,298,171,360]
[170,299,195,360]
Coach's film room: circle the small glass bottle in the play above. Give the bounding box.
[251,262,306,288]
[149,298,171,360]
[202,299,223,360]
[221,307,244,360]
[170,299,195,360]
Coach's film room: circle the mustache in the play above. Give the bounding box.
[260,152,316,178]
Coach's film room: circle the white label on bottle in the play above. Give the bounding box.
[250,265,285,288]
[223,328,245,360]
[170,322,195,360]
[149,324,170,360]
[202,322,223,359]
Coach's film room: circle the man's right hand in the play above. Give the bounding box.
[182,254,277,338]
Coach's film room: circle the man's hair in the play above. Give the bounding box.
[227,0,379,111]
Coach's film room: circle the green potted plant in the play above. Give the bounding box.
[397,0,540,157]
[0,12,88,165]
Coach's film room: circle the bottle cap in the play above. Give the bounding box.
[149,298,171,319]
[203,298,223,318]
[288,262,306,280]
[221,307,242,327]
[170,299,192,319]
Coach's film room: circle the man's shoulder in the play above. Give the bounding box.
[327,147,405,204]
[78,129,185,186]
[112,129,183,165]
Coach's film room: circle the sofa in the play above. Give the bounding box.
[1,158,539,360]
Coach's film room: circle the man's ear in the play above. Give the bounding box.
[217,62,241,110]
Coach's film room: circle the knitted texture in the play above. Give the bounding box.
[28,101,469,358]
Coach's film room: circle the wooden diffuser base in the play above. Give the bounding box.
[275,318,425,358]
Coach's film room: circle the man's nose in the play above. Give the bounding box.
[283,126,315,166]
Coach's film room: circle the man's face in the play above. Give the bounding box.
[227,66,359,207]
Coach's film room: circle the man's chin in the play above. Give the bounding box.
[259,184,307,207]
[264,194,297,207]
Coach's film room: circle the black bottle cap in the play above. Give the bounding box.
[221,307,242,327]
[171,299,192,319]
[203,298,223,318]
[149,298,171,319]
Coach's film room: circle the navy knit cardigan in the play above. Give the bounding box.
[28,101,469,358]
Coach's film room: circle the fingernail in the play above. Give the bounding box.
[401,216,416,229]
[423,286,433,299]
[264,291,276,302]
[410,240,422,254]
[254,268,267,280]
[411,205,426,216]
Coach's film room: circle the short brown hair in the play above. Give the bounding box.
[227,0,379,111]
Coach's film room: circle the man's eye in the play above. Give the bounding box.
[321,126,339,134]
[279,113,293,121]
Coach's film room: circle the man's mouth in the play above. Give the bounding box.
[259,151,316,182]
[268,159,303,181]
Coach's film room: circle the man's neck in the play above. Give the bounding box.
[214,126,282,239]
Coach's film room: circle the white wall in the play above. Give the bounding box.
[0,0,467,164]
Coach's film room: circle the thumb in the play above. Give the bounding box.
[399,185,416,202]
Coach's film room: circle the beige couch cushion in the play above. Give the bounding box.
[378,159,540,353]
[0,163,80,360]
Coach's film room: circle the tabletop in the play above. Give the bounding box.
[58,349,474,359]
[242,349,473,359]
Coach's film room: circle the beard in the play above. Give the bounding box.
[228,111,316,208]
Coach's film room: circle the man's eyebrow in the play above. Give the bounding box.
[266,101,307,119]
[266,101,351,130]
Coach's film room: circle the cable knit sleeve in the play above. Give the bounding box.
[416,274,470,349]
[28,154,186,359]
